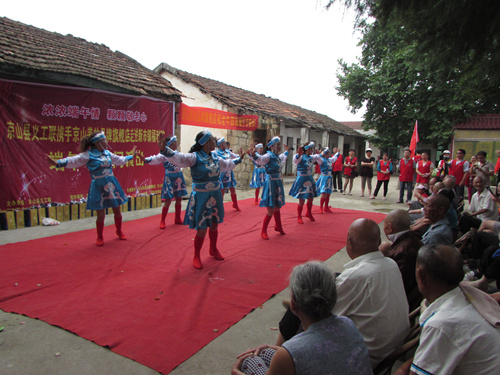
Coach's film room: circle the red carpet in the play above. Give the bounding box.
[0,199,385,374]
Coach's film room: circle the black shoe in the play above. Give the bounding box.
[397,201,404,203]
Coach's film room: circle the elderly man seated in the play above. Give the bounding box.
[278,219,410,368]
[380,210,423,309]
[396,244,500,375]
[459,176,499,234]
[421,193,454,246]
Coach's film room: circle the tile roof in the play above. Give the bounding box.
[155,63,360,136]
[341,121,363,130]
[455,114,500,130]
[0,17,182,101]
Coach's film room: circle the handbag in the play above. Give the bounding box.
[352,171,359,178]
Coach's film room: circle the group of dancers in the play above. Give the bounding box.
[47,130,342,269]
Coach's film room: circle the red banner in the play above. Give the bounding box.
[0,79,174,210]
[180,103,258,131]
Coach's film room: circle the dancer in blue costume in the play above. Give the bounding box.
[140,135,188,228]
[248,137,290,240]
[46,131,137,246]
[249,143,266,205]
[158,131,245,269]
[289,141,322,223]
[315,147,340,214]
[217,137,242,211]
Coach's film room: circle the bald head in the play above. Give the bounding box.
[347,218,381,259]
[385,210,411,234]
[432,182,445,194]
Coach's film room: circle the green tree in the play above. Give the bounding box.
[329,0,500,148]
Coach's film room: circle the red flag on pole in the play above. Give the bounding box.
[409,120,419,158]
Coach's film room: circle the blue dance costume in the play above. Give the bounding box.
[249,160,266,188]
[289,153,321,199]
[217,148,239,188]
[160,147,241,230]
[144,154,188,200]
[315,153,340,194]
[56,148,132,210]
[252,151,289,208]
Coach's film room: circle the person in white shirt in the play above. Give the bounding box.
[395,244,500,375]
[459,176,499,234]
[276,219,410,368]
[469,176,499,221]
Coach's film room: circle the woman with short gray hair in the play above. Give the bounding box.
[231,261,372,375]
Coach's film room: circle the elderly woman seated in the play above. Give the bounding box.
[231,261,372,375]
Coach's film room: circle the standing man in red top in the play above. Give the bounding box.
[398,148,415,203]
[332,146,344,193]
[416,152,434,189]
[449,148,470,200]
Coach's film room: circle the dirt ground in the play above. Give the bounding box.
[1,176,408,375]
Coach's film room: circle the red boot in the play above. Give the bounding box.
[174,202,183,224]
[96,221,104,246]
[305,201,315,221]
[231,193,241,211]
[160,206,168,229]
[193,235,205,269]
[261,214,272,240]
[274,210,285,235]
[254,188,260,205]
[324,195,333,213]
[209,229,224,260]
[297,205,304,224]
[115,215,127,240]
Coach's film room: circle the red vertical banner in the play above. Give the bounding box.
[409,120,419,158]
[0,79,175,210]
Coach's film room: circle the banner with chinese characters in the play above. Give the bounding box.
[0,79,175,210]
[179,103,258,131]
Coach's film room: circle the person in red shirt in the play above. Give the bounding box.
[449,148,470,200]
[415,152,434,188]
[332,146,343,193]
[370,153,392,200]
[398,149,415,203]
[342,149,358,195]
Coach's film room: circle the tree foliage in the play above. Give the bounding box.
[329,0,500,149]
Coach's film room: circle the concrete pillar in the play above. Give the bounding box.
[338,135,345,154]
[322,131,329,150]
[300,127,309,145]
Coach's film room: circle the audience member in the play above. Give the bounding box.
[332,146,343,193]
[459,176,499,233]
[466,155,477,203]
[449,148,469,200]
[398,149,415,203]
[436,150,451,177]
[415,152,433,188]
[397,244,500,375]
[379,210,423,309]
[472,151,495,188]
[421,194,453,246]
[360,148,375,197]
[278,219,409,368]
[231,261,372,375]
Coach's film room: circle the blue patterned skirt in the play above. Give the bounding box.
[165,171,188,198]
[250,167,265,188]
[87,175,128,210]
[220,170,237,188]
[316,174,334,194]
[260,175,285,208]
[184,184,225,229]
[288,175,318,199]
